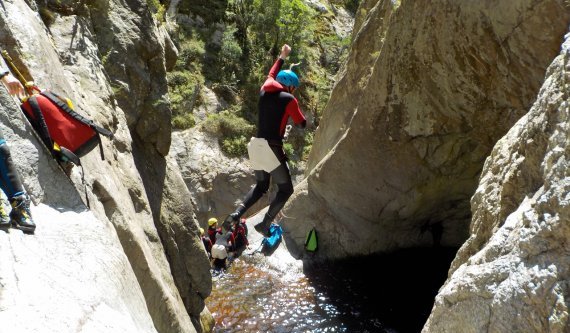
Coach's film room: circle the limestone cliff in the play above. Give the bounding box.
[284,0,570,260]
[423,30,570,333]
[0,1,212,332]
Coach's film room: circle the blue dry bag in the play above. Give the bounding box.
[262,223,283,250]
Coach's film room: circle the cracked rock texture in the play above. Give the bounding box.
[283,0,570,260]
[0,1,213,332]
[423,31,570,333]
[0,205,158,333]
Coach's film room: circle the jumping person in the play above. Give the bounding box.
[0,56,36,233]
[224,44,306,237]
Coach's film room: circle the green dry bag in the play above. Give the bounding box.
[305,227,318,252]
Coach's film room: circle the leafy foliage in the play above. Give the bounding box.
[178,0,228,24]
[202,110,256,156]
[146,0,166,22]
[167,34,206,130]
[218,25,243,83]
[166,0,357,158]
[222,136,250,157]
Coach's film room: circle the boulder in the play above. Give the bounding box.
[285,0,570,260]
[423,31,570,333]
[0,1,213,332]
[0,205,158,333]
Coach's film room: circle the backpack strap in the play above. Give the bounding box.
[95,130,104,161]
[26,96,53,149]
[41,91,114,160]
[41,91,114,138]
[26,96,82,165]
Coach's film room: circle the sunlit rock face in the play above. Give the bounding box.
[284,0,570,260]
[423,31,570,333]
[171,129,256,225]
[0,1,213,332]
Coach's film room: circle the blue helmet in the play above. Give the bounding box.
[276,70,300,88]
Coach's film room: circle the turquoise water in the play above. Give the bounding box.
[207,248,457,333]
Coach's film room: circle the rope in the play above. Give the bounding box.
[1,51,35,96]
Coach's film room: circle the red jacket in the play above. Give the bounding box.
[256,58,306,141]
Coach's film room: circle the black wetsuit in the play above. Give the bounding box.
[236,57,306,221]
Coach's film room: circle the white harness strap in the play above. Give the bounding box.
[247,137,281,172]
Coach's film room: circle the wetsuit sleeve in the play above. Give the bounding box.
[285,98,306,128]
[267,58,284,79]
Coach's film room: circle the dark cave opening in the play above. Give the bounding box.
[303,247,459,333]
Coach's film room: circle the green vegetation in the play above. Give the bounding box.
[202,110,256,157]
[168,35,206,130]
[178,0,228,24]
[146,0,166,22]
[166,0,360,158]
[302,131,314,160]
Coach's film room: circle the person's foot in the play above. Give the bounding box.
[0,204,10,229]
[254,219,271,237]
[10,194,35,234]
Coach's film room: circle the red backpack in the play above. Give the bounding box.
[20,90,113,165]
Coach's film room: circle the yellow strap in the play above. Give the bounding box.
[65,98,74,110]
[1,50,35,97]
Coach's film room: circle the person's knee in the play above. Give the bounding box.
[278,182,294,199]
[255,179,270,193]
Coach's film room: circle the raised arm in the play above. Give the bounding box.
[267,44,291,79]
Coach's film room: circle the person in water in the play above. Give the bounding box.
[207,217,219,245]
[211,222,235,271]
[224,44,306,237]
[231,218,249,253]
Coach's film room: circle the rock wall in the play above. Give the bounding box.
[423,31,570,333]
[0,1,213,332]
[0,54,156,332]
[0,205,158,333]
[284,0,570,260]
[171,129,268,226]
